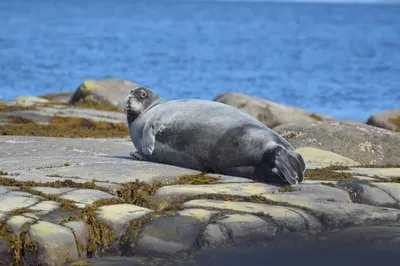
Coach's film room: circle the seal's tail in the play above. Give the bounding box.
[256,144,306,185]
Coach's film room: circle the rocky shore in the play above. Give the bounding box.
[1,78,400,266]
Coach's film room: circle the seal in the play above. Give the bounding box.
[125,87,306,185]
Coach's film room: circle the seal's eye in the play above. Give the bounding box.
[140,90,147,99]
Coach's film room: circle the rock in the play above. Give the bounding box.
[69,79,138,107]
[63,220,90,258]
[371,183,400,202]
[215,214,279,245]
[0,239,13,264]
[322,226,400,245]
[295,147,360,166]
[39,92,74,103]
[201,224,230,248]
[29,201,60,215]
[26,221,79,265]
[0,136,202,184]
[65,256,176,266]
[142,195,171,211]
[156,183,277,198]
[213,92,334,128]
[130,215,202,257]
[59,189,115,207]
[182,199,322,232]
[274,121,400,165]
[95,204,153,239]
[15,96,49,106]
[345,168,400,179]
[7,215,36,235]
[31,187,76,195]
[1,105,126,125]
[367,109,400,132]
[177,208,217,223]
[0,191,40,212]
[339,183,398,208]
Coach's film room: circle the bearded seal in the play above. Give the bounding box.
[125,87,306,185]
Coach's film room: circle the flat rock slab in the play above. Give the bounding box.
[321,226,400,245]
[95,204,153,239]
[60,189,115,207]
[0,136,216,184]
[156,183,278,198]
[182,199,317,232]
[130,215,203,257]
[340,183,398,208]
[3,105,126,124]
[295,147,360,166]
[157,183,350,206]
[345,168,400,179]
[0,191,40,212]
[371,183,400,202]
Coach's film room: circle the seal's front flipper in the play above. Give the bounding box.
[258,144,305,185]
[130,151,146,161]
[142,123,155,156]
[273,147,305,185]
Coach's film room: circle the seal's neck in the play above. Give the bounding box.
[127,97,166,126]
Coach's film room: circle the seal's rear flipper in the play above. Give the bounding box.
[257,144,306,185]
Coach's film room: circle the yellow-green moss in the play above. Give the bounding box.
[0,115,128,138]
[83,81,97,91]
[389,116,400,132]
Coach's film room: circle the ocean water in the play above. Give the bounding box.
[0,0,399,122]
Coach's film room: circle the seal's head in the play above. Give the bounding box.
[125,87,160,122]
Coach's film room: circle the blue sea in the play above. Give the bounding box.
[0,0,399,122]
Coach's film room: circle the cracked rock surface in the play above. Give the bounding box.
[1,136,400,265]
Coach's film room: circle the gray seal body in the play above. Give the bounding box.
[126,87,306,185]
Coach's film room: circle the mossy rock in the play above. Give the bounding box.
[69,79,138,108]
[366,110,400,132]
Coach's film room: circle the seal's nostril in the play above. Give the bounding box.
[130,89,135,93]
